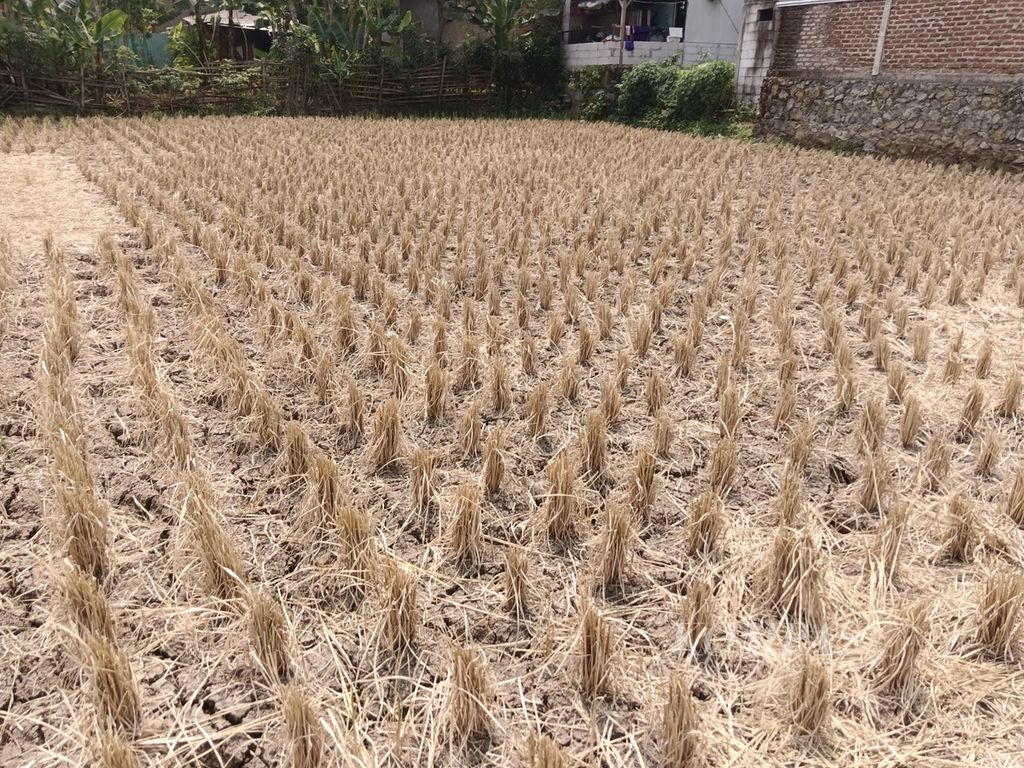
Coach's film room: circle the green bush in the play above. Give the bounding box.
[614,59,736,129]
[400,27,448,69]
[614,60,680,125]
[452,12,565,116]
[665,58,735,124]
[0,23,58,75]
[568,67,616,121]
[168,21,202,68]
[513,17,564,106]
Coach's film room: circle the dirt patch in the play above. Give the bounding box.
[0,153,123,253]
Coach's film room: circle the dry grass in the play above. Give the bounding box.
[791,652,831,737]
[688,490,725,558]
[542,450,581,547]
[597,503,635,590]
[248,591,293,684]
[941,491,978,563]
[661,672,701,767]
[873,601,930,701]
[502,547,530,620]
[482,427,506,497]
[1005,466,1024,526]
[524,733,566,768]
[369,397,403,471]
[4,117,1024,768]
[577,601,614,698]
[281,686,323,768]
[448,483,484,566]
[447,645,492,746]
[766,524,826,631]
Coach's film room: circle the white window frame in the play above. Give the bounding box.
[776,0,863,7]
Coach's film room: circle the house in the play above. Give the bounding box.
[562,0,744,69]
[741,0,1024,164]
[181,10,272,61]
[399,0,481,46]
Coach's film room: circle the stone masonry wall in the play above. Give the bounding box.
[758,0,1024,165]
[759,74,1024,166]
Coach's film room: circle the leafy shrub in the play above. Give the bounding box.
[400,27,448,69]
[665,59,735,124]
[446,0,564,115]
[568,67,616,122]
[168,21,202,69]
[513,16,564,106]
[614,61,680,126]
[0,23,58,75]
[614,59,736,129]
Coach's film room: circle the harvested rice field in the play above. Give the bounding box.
[1,116,1024,767]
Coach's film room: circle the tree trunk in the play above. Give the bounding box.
[618,0,629,67]
[92,0,104,73]
[195,2,207,64]
[227,6,236,60]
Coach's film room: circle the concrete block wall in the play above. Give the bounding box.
[564,41,738,70]
[736,0,777,105]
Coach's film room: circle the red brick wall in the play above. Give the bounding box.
[773,1,885,74]
[883,0,1024,75]
[772,0,1024,76]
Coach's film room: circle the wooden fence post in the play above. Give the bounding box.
[378,63,385,107]
[437,56,447,105]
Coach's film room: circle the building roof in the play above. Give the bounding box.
[182,10,264,30]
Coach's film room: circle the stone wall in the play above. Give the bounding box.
[758,73,1024,166]
[757,0,1024,165]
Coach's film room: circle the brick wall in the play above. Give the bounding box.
[772,1,884,75]
[883,0,1024,75]
[771,0,1024,77]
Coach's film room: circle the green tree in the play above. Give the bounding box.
[446,0,556,54]
[0,0,127,74]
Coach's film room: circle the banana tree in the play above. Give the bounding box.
[47,0,127,70]
[445,0,556,53]
[2,0,127,73]
[305,2,411,62]
[69,4,128,70]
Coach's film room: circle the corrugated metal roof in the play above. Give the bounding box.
[182,10,264,30]
[776,0,862,7]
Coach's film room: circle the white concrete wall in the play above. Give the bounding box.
[564,40,738,70]
[683,0,744,50]
[735,0,776,106]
